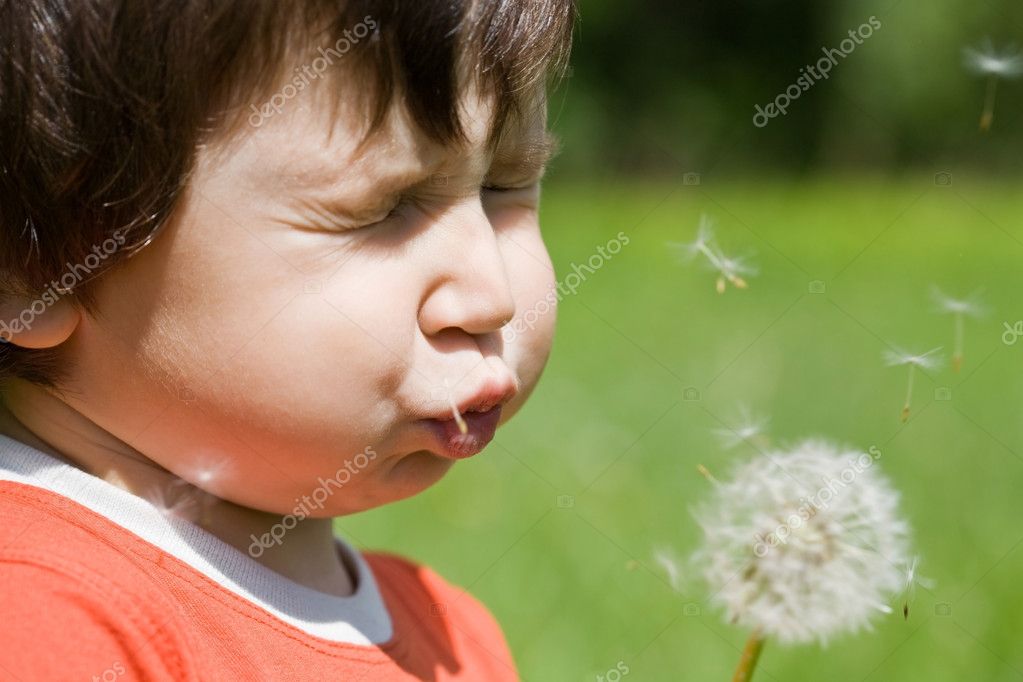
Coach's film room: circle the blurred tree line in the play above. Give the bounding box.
[551,0,1023,178]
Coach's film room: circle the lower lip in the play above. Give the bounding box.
[424,406,504,460]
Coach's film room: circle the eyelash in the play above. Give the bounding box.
[483,181,540,193]
[347,183,536,230]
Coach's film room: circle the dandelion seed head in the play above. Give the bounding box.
[964,40,1023,78]
[883,347,943,371]
[691,440,911,645]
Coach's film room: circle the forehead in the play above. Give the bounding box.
[228,83,552,202]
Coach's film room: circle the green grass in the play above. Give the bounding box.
[337,176,1023,681]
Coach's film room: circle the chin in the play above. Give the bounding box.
[326,449,455,514]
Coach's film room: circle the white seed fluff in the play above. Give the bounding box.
[691,440,911,645]
[963,40,1023,78]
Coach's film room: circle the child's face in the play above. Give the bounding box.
[66,87,558,515]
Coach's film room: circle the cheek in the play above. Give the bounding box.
[75,206,422,510]
[498,226,558,396]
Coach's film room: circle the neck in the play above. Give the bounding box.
[0,379,355,597]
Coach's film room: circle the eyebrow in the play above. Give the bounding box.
[285,128,562,225]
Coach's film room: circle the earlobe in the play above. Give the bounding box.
[0,294,82,349]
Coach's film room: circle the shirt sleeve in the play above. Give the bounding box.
[0,552,197,681]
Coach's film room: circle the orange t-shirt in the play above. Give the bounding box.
[0,438,518,681]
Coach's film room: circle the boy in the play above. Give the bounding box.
[0,0,574,679]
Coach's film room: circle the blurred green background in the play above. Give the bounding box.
[339,1,1023,680]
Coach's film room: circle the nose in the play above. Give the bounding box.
[417,197,517,338]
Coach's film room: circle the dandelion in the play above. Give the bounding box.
[963,39,1023,132]
[714,406,770,450]
[933,287,985,372]
[691,440,911,681]
[884,347,943,423]
[669,215,756,294]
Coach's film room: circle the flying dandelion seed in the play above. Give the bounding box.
[668,215,756,294]
[716,252,754,293]
[899,556,935,620]
[175,456,230,527]
[714,407,770,450]
[884,347,943,423]
[653,548,683,592]
[143,478,202,523]
[691,440,911,681]
[963,39,1023,132]
[932,287,985,373]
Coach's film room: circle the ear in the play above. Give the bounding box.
[0,294,82,349]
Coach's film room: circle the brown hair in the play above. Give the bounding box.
[0,0,576,386]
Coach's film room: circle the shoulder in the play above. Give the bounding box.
[0,480,198,680]
[363,550,499,623]
[363,551,519,678]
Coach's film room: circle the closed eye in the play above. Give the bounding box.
[481,182,539,193]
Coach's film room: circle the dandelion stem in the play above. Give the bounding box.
[902,365,915,423]
[953,313,964,373]
[696,243,723,270]
[981,75,998,132]
[731,629,765,682]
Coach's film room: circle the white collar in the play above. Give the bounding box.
[0,434,393,645]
